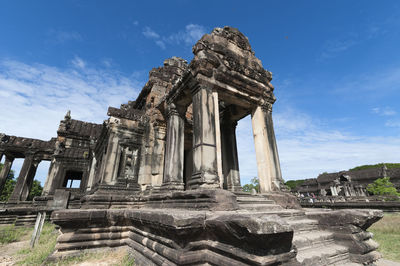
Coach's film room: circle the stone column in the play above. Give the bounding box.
[101,130,121,185]
[151,125,166,188]
[86,155,97,191]
[212,91,224,188]
[9,154,39,201]
[0,155,14,195]
[251,104,284,193]
[161,103,185,191]
[189,85,220,189]
[221,118,242,192]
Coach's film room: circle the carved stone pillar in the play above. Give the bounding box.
[189,85,220,189]
[101,130,121,185]
[251,104,283,193]
[221,118,242,192]
[161,103,185,191]
[0,155,14,195]
[151,125,166,188]
[9,154,39,201]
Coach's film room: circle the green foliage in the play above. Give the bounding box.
[0,224,32,244]
[366,177,400,197]
[242,177,260,193]
[349,163,400,171]
[0,178,16,201]
[27,180,43,201]
[0,162,43,201]
[0,162,15,180]
[285,180,305,190]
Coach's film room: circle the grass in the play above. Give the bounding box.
[0,224,32,244]
[47,248,135,266]
[16,222,59,265]
[368,212,400,262]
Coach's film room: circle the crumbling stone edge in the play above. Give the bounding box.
[306,209,383,265]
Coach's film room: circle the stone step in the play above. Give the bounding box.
[286,218,319,231]
[236,196,275,203]
[239,209,306,218]
[296,243,350,265]
[238,203,283,211]
[293,230,335,250]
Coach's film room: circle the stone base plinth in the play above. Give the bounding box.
[144,189,239,211]
[50,208,296,265]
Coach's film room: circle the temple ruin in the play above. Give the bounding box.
[0,27,383,265]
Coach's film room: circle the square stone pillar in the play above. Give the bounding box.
[251,104,283,193]
[151,125,166,188]
[161,103,185,191]
[0,155,14,195]
[188,85,220,189]
[9,154,39,201]
[101,131,121,185]
[221,119,242,192]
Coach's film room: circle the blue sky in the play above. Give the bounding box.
[0,1,400,186]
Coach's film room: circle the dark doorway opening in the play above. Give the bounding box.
[63,170,83,188]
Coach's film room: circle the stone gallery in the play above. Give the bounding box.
[0,27,383,265]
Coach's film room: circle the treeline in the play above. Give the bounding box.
[349,163,400,171]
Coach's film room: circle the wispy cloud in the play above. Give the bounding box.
[142,24,207,50]
[142,27,160,39]
[0,58,144,140]
[319,38,357,60]
[71,56,86,69]
[236,107,400,185]
[385,120,400,128]
[372,107,396,116]
[47,29,82,44]
[332,66,400,100]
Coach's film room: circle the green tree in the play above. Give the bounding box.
[367,177,400,197]
[27,180,43,201]
[242,177,260,193]
[0,162,43,201]
[285,180,305,191]
[0,179,16,201]
[0,162,15,201]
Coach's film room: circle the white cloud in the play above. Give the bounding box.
[71,56,86,69]
[47,29,82,43]
[319,38,357,59]
[385,120,400,128]
[0,58,145,185]
[372,107,396,116]
[155,40,166,50]
[142,24,206,50]
[166,24,206,46]
[236,108,400,185]
[142,27,160,39]
[0,58,144,140]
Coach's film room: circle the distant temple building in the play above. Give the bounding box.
[296,165,400,197]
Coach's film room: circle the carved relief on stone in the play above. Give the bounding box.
[118,145,140,181]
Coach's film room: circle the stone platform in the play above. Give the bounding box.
[50,190,383,266]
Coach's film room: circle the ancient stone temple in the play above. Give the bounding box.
[1,27,383,265]
[297,165,400,198]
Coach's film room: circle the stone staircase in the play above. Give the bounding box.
[0,214,40,226]
[236,193,362,266]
